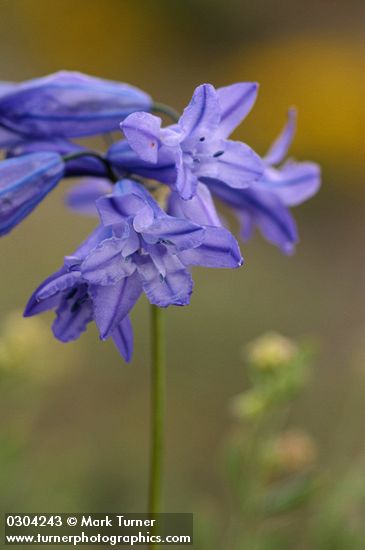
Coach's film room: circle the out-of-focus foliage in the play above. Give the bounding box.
[230,333,311,419]
[194,333,365,549]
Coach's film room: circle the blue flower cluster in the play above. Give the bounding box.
[0,71,321,361]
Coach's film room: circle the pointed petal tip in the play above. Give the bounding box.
[23,304,33,318]
[242,81,259,91]
[282,242,296,255]
[123,351,133,363]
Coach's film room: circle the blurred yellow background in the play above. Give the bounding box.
[1,0,365,544]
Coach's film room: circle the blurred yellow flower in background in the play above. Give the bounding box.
[245,331,299,371]
[225,34,365,176]
[0,311,77,379]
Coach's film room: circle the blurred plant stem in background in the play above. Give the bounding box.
[191,332,365,549]
[222,333,317,549]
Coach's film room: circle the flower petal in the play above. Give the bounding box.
[179,225,243,268]
[73,224,112,259]
[112,316,134,363]
[133,204,156,233]
[0,124,20,148]
[90,271,142,339]
[66,178,112,216]
[0,82,16,97]
[264,108,297,166]
[24,268,66,317]
[179,84,220,142]
[167,183,222,226]
[36,271,82,300]
[142,216,205,252]
[175,150,199,200]
[121,111,162,163]
[52,287,94,342]
[261,161,321,207]
[96,184,152,226]
[201,140,263,190]
[136,253,193,307]
[81,237,136,285]
[209,182,298,254]
[217,82,258,138]
[239,189,298,254]
[107,140,177,184]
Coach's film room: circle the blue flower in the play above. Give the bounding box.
[120,83,263,199]
[207,181,299,255]
[23,225,134,362]
[207,109,321,254]
[24,180,242,361]
[0,71,152,141]
[80,180,242,321]
[259,108,321,207]
[66,177,243,267]
[167,182,243,268]
[0,152,65,235]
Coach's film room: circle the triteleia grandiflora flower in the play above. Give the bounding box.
[0,71,320,360]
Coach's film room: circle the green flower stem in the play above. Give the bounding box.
[149,305,166,546]
[152,102,180,123]
[62,151,118,183]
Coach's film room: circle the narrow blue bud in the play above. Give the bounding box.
[0,71,152,139]
[0,152,65,235]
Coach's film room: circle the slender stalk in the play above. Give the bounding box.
[62,151,118,183]
[148,305,166,545]
[152,102,180,123]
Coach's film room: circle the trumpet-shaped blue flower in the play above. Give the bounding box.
[24,179,242,361]
[0,72,321,362]
[259,108,321,206]
[208,181,299,254]
[120,83,263,200]
[24,225,134,362]
[0,71,152,141]
[66,177,243,268]
[207,109,321,253]
[0,152,65,235]
[80,180,242,339]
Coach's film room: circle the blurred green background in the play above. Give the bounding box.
[1,0,365,548]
